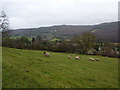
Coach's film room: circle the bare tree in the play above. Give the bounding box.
[0,11,9,31]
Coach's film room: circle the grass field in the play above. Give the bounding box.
[2,47,118,88]
[10,36,32,41]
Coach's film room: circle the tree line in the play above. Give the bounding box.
[2,32,120,58]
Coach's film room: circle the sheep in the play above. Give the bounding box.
[68,55,72,59]
[95,58,100,61]
[75,56,81,60]
[43,51,50,57]
[89,57,94,61]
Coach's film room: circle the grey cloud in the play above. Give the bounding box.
[0,0,119,29]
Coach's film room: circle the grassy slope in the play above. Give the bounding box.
[2,47,118,88]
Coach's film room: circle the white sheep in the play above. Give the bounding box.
[89,57,94,61]
[68,55,72,59]
[75,56,81,60]
[95,58,100,61]
[43,52,50,57]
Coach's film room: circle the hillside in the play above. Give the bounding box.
[8,21,118,42]
[2,47,118,88]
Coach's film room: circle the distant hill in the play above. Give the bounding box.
[8,21,118,42]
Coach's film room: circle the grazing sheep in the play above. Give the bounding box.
[68,55,72,59]
[89,57,94,61]
[75,56,81,60]
[95,58,100,61]
[43,52,50,57]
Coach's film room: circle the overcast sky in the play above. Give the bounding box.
[0,0,119,29]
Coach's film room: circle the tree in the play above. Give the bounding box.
[0,11,9,31]
[0,11,10,37]
[73,32,96,54]
[20,36,29,43]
